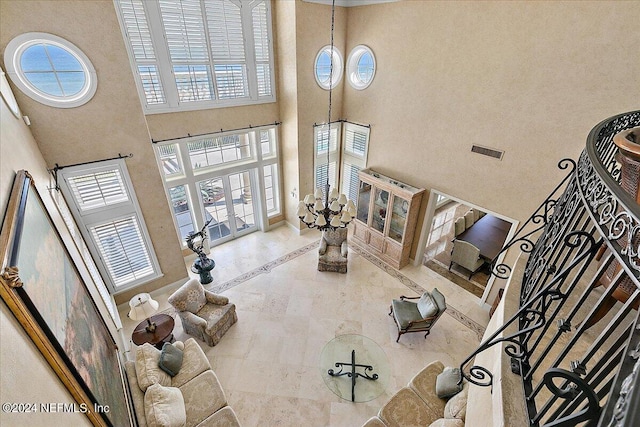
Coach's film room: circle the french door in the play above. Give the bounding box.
[197,169,257,245]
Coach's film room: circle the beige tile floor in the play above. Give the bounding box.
[119,225,490,426]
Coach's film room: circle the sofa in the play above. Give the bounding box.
[362,361,468,427]
[124,338,241,427]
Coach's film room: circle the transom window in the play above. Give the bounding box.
[154,125,281,248]
[115,0,275,114]
[3,32,97,108]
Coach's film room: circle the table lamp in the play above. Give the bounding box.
[128,293,159,333]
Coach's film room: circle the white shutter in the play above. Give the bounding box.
[342,162,361,203]
[206,0,247,98]
[314,124,341,192]
[66,168,129,212]
[119,0,156,61]
[159,0,209,61]
[344,124,369,159]
[341,123,369,200]
[90,216,154,288]
[118,0,167,105]
[252,1,272,97]
[206,0,244,61]
[58,160,161,291]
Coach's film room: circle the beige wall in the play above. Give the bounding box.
[342,1,640,224]
[0,0,187,305]
[0,77,92,426]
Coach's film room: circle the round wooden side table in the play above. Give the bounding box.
[131,313,175,350]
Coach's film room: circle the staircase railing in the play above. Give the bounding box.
[460,111,640,427]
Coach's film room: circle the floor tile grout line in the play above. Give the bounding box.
[348,241,486,340]
[197,237,485,341]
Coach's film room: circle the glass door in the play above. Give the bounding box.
[372,187,389,233]
[389,195,408,243]
[198,169,257,245]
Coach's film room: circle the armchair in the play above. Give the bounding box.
[449,239,485,279]
[389,288,446,342]
[318,227,348,273]
[168,278,237,347]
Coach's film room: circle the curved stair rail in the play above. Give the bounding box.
[460,111,640,427]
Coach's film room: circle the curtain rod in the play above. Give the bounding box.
[49,153,133,190]
[151,121,282,144]
[313,119,371,129]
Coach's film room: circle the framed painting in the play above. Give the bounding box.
[0,170,132,427]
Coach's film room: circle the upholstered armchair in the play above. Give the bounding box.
[318,227,348,273]
[168,278,237,347]
[389,288,446,342]
[449,239,485,279]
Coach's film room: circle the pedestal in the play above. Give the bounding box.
[191,257,215,284]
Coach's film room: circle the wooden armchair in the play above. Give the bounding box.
[389,288,447,342]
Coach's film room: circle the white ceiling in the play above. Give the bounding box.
[302,0,399,7]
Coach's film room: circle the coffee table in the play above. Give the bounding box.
[320,334,390,402]
[131,313,175,350]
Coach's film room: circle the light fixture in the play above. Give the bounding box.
[298,0,356,231]
[128,293,159,333]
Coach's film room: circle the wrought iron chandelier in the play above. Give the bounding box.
[297,0,356,231]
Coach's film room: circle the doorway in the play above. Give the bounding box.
[198,169,258,245]
[414,190,518,305]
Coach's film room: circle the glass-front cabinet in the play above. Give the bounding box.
[352,169,425,269]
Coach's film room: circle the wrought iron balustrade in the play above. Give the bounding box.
[460,111,640,426]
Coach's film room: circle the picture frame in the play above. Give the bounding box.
[0,170,132,426]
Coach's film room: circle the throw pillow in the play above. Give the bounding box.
[417,292,438,319]
[444,384,467,421]
[158,342,184,377]
[144,383,186,427]
[436,367,463,399]
[135,343,172,392]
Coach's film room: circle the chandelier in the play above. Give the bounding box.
[297,0,356,231]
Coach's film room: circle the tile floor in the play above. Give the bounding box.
[119,225,490,426]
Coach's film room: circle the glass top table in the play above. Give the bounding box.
[320,334,390,402]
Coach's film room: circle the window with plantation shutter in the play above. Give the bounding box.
[314,123,341,195]
[118,0,167,105]
[341,123,370,201]
[114,0,275,113]
[90,216,155,288]
[58,159,161,291]
[252,1,271,98]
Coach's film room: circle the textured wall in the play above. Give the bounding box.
[342,0,640,223]
[0,0,187,304]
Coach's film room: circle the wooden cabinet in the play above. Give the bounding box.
[352,169,425,269]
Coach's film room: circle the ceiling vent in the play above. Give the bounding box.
[471,144,504,160]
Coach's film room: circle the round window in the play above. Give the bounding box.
[4,33,97,108]
[314,45,343,90]
[347,45,376,90]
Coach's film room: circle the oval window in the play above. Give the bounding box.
[314,45,343,90]
[347,45,376,90]
[4,33,97,108]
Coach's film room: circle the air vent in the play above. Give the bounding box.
[471,144,504,160]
